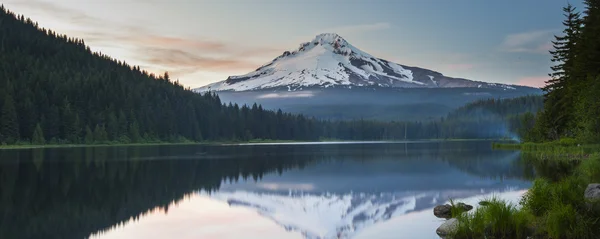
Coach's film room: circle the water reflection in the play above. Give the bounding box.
[0,141,533,239]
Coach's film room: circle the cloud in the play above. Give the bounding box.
[138,47,260,70]
[517,76,548,88]
[499,30,557,54]
[9,0,102,26]
[319,22,391,36]
[9,0,283,81]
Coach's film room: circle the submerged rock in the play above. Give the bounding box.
[584,184,600,200]
[436,218,458,238]
[434,204,453,219]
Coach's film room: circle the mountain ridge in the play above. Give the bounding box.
[195,33,525,92]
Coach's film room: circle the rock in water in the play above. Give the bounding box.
[433,204,453,219]
[585,184,600,200]
[456,202,473,211]
[433,203,473,219]
[436,218,458,238]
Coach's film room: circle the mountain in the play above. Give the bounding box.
[193,33,541,121]
[195,33,521,92]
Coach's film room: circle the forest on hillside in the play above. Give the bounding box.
[524,0,600,143]
[0,5,542,145]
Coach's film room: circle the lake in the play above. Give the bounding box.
[0,141,534,239]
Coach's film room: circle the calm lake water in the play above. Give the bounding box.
[0,141,534,239]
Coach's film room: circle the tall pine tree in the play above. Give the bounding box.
[574,0,600,142]
[541,3,582,139]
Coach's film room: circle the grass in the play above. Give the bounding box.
[449,143,600,239]
[452,197,533,239]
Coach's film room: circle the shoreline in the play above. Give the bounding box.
[0,138,511,150]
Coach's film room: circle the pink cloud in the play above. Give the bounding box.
[500,30,557,54]
[517,76,548,88]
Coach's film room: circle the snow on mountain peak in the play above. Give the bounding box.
[208,190,420,239]
[194,33,520,92]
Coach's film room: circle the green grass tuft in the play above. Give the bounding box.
[453,196,533,239]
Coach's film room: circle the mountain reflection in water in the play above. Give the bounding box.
[0,141,533,239]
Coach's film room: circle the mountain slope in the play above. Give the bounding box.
[195,33,519,92]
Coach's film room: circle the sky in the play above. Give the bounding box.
[3,0,585,88]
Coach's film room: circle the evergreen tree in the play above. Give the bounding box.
[71,115,81,143]
[117,111,128,136]
[107,112,119,140]
[541,4,582,139]
[84,126,94,144]
[129,121,141,143]
[93,125,108,143]
[574,0,600,142]
[60,98,78,142]
[45,106,60,140]
[32,123,45,145]
[574,0,600,78]
[1,94,19,143]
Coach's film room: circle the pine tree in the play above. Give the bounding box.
[541,3,582,139]
[575,0,600,78]
[84,126,94,144]
[129,121,141,143]
[71,115,81,143]
[107,112,119,140]
[574,0,600,142]
[32,123,45,145]
[1,94,19,143]
[93,125,107,143]
[45,105,60,140]
[61,98,79,142]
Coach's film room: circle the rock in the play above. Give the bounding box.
[584,184,600,201]
[479,201,491,206]
[434,203,473,219]
[434,204,453,219]
[456,202,474,211]
[436,218,458,238]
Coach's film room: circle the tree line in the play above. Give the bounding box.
[524,0,600,143]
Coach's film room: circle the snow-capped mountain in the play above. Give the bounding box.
[195,33,517,92]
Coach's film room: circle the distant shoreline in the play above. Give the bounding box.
[0,138,512,150]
